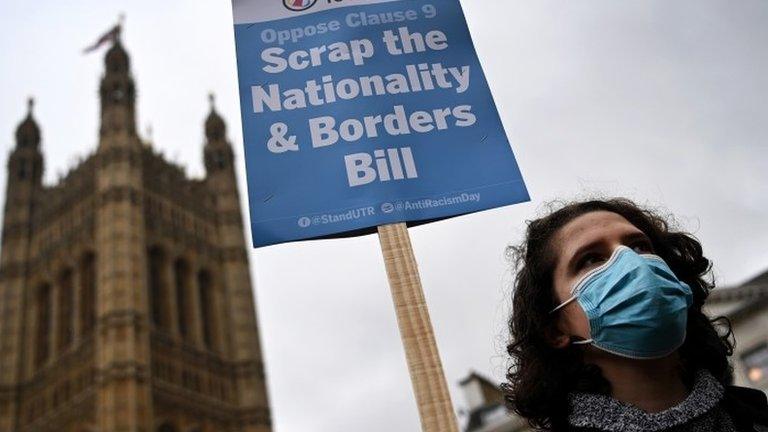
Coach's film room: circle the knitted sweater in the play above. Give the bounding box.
[566,369,737,432]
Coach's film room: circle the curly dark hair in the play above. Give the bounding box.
[501,198,734,431]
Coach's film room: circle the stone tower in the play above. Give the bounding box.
[0,38,272,432]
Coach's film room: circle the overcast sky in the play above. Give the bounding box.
[1,1,767,431]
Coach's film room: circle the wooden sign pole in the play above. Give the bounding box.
[377,223,459,432]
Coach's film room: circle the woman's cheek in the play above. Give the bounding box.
[565,305,592,339]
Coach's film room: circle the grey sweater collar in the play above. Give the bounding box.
[567,369,725,432]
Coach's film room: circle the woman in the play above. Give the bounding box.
[502,198,768,431]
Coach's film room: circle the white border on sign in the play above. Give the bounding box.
[232,0,406,25]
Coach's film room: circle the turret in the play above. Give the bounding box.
[202,94,272,427]
[0,98,45,430]
[98,35,137,142]
[203,94,235,174]
[8,98,44,186]
[2,96,43,263]
[91,26,154,431]
[203,93,244,238]
[2,98,44,253]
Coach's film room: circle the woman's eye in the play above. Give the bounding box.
[578,253,605,270]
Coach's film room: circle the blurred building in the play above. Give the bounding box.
[707,270,768,394]
[0,37,271,431]
[459,372,530,432]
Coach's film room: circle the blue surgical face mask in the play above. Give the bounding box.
[550,245,693,359]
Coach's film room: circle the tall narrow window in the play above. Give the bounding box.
[57,269,74,353]
[148,248,166,330]
[174,259,190,341]
[34,284,51,368]
[80,253,96,336]
[198,270,216,350]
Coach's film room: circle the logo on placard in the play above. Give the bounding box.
[298,217,312,228]
[283,0,318,11]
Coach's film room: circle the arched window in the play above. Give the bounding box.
[148,247,167,330]
[174,259,190,341]
[34,283,51,368]
[57,269,74,353]
[198,270,216,350]
[80,253,96,336]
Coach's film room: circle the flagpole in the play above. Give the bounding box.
[378,223,459,432]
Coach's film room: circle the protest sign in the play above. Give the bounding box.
[231,2,529,430]
[232,0,529,247]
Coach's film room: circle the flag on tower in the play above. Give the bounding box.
[83,21,122,54]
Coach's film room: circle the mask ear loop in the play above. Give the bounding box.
[550,298,594,345]
[550,294,577,314]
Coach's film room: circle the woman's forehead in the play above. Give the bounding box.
[553,211,641,259]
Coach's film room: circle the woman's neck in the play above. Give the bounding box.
[586,351,689,413]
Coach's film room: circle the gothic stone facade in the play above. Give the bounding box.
[0,40,271,432]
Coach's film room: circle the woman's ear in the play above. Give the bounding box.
[544,321,571,349]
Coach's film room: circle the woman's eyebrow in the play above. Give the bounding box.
[565,230,649,270]
[622,231,651,243]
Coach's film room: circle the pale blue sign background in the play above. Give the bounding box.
[233,0,529,247]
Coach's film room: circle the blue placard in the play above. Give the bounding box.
[231,0,529,247]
